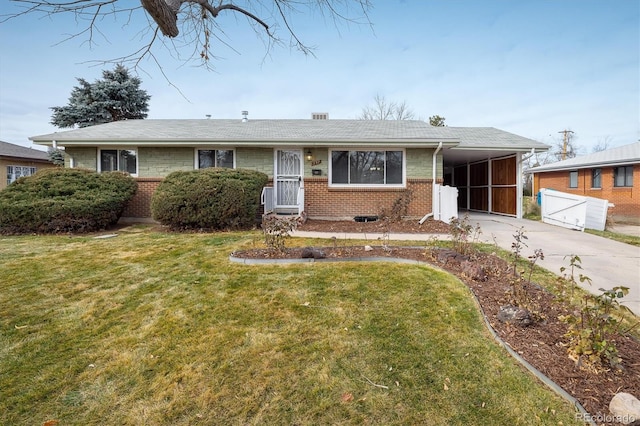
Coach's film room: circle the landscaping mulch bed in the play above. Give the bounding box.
[234,220,640,425]
[297,218,451,234]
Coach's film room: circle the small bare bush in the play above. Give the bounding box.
[448,214,481,257]
[262,216,300,252]
[379,190,413,223]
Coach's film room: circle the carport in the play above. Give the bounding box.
[438,128,549,218]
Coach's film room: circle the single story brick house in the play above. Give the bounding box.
[30,117,548,221]
[528,141,640,224]
[0,140,56,190]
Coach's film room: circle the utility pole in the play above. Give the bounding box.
[558,129,574,160]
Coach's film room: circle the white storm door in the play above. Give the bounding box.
[275,149,302,208]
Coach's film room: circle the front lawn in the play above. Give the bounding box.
[0,227,582,425]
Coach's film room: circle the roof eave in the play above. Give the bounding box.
[450,146,549,152]
[32,138,461,148]
[528,159,640,173]
[0,154,52,163]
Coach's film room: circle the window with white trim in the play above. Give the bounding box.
[99,149,137,175]
[330,150,404,186]
[7,165,37,185]
[196,149,234,169]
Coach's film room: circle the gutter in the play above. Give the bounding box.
[527,159,640,174]
[30,139,461,149]
[419,141,443,224]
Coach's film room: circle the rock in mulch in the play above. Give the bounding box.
[461,260,487,281]
[301,247,326,259]
[610,392,640,425]
[435,249,469,265]
[497,304,532,327]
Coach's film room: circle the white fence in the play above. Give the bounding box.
[261,187,274,214]
[540,188,609,231]
[297,187,305,216]
[433,184,459,224]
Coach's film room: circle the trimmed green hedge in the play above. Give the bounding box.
[0,168,137,234]
[151,168,269,230]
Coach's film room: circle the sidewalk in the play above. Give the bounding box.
[293,214,640,316]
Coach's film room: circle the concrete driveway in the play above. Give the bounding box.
[465,213,640,316]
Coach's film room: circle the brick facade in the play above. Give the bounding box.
[116,147,443,220]
[122,178,162,218]
[303,177,437,219]
[0,158,56,191]
[534,165,639,223]
[121,176,439,220]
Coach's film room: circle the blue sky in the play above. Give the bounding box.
[1,0,638,153]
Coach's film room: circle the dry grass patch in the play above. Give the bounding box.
[0,227,583,425]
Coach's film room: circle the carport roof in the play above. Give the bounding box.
[527,141,640,173]
[437,127,549,165]
[443,127,548,150]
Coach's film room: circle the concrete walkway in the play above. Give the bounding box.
[293,213,640,316]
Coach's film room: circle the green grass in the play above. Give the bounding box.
[0,227,582,425]
[522,215,640,246]
[585,228,640,246]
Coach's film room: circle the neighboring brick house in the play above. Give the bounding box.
[529,141,640,224]
[30,117,548,221]
[0,140,56,190]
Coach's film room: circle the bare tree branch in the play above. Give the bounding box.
[359,94,415,120]
[4,0,372,70]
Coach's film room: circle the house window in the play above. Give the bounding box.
[569,170,578,188]
[6,165,37,185]
[196,149,234,169]
[591,168,601,189]
[99,149,137,175]
[330,150,404,186]
[614,166,633,187]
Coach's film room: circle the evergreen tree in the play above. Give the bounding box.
[47,148,65,166]
[429,115,446,127]
[50,65,150,128]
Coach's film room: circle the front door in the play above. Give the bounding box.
[275,149,303,211]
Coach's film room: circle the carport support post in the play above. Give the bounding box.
[516,152,523,218]
[488,158,493,214]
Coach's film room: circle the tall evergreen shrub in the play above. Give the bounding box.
[0,168,137,234]
[151,168,269,230]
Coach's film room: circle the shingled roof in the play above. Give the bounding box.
[0,140,51,162]
[29,119,547,151]
[30,119,452,144]
[527,141,640,173]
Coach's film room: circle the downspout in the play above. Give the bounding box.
[419,141,443,224]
